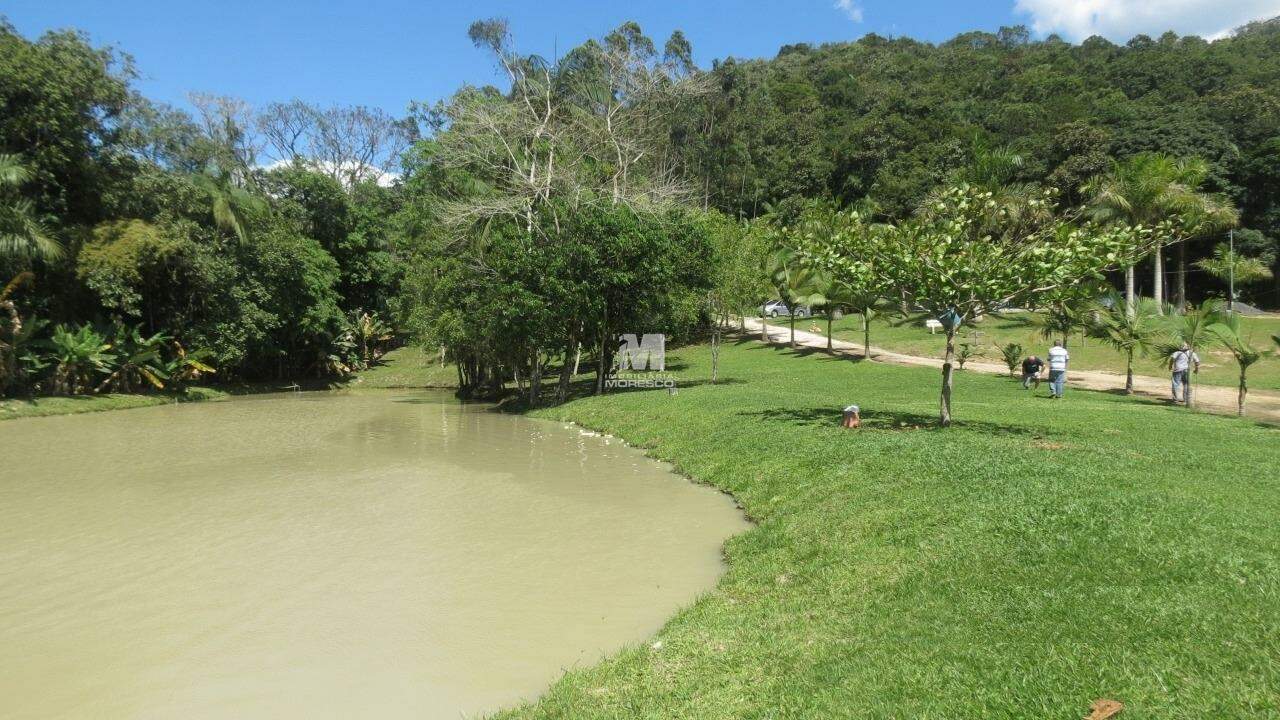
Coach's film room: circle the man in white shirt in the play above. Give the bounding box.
[1170,342,1200,404]
[1047,340,1069,398]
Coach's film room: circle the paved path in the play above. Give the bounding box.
[741,317,1280,424]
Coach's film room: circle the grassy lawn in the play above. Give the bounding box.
[0,386,225,421]
[349,345,457,389]
[506,338,1280,718]
[801,311,1280,392]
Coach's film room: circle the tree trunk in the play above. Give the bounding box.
[710,325,721,384]
[863,311,872,360]
[789,313,796,348]
[826,314,833,351]
[940,328,956,427]
[1125,349,1134,394]
[556,339,575,404]
[1238,368,1247,417]
[1152,249,1165,314]
[1185,361,1195,409]
[1124,265,1136,318]
[528,350,542,408]
[760,314,768,342]
[1176,240,1188,312]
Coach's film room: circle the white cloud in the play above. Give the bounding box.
[1014,0,1280,41]
[260,158,399,188]
[834,0,864,23]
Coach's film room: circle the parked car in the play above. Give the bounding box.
[761,300,811,318]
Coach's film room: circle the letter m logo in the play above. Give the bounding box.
[615,333,665,371]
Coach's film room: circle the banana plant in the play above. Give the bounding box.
[95,326,170,394]
[351,310,394,369]
[165,342,216,388]
[47,324,116,395]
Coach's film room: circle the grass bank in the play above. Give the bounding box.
[803,311,1280,391]
[0,386,226,421]
[506,338,1279,718]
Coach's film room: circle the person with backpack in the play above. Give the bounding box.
[1047,340,1069,399]
[1021,355,1044,390]
[1170,342,1200,404]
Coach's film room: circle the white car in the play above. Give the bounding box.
[761,300,811,318]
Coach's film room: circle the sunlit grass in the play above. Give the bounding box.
[506,339,1280,718]
[0,386,225,421]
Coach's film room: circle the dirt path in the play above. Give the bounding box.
[741,317,1280,424]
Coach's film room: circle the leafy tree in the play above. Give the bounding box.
[867,185,1147,425]
[0,22,134,226]
[794,208,892,357]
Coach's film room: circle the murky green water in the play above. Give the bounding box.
[0,391,747,719]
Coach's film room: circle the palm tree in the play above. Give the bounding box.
[1031,302,1082,347]
[1195,243,1273,310]
[1157,299,1227,409]
[1086,154,1230,315]
[0,154,64,261]
[1087,293,1163,394]
[1177,197,1239,310]
[192,163,266,244]
[1210,312,1263,416]
[766,246,823,348]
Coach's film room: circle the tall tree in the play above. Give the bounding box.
[865,185,1148,425]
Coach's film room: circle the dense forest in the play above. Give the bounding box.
[678,19,1280,303]
[3,15,1280,400]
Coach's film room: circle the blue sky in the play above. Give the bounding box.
[4,0,1277,115]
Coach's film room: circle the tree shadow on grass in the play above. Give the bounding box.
[750,340,870,363]
[739,406,1039,437]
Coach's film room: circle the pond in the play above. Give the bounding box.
[0,391,748,719]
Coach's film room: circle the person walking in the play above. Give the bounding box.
[1047,340,1069,399]
[1170,342,1200,404]
[1021,355,1044,390]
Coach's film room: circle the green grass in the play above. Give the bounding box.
[802,311,1280,392]
[349,345,458,389]
[0,386,225,420]
[502,339,1280,718]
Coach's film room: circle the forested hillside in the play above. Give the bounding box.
[673,19,1280,304]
